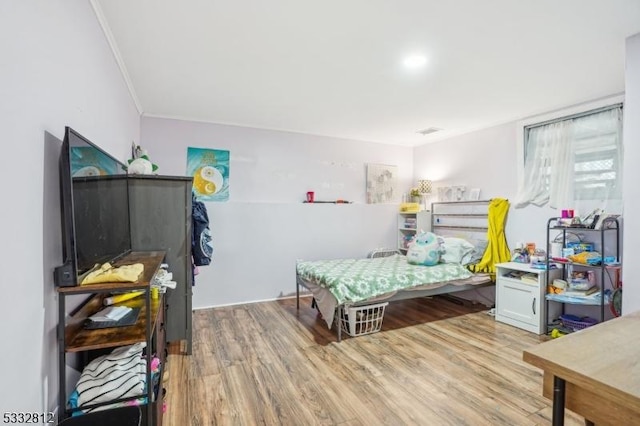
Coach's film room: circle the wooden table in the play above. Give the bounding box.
[523,311,640,426]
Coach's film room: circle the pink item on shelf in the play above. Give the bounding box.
[151,356,161,371]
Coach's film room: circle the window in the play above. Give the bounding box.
[516,104,623,209]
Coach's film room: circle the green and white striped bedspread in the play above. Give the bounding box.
[296,254,473,305]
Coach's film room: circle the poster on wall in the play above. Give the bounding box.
[366,163,398,203]
[187,148,229,201]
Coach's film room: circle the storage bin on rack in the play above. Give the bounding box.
[566,242,594,254]
[559,314,598,332]
[340,302,388,337]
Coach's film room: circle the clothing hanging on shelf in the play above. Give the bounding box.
[191,192,213,285]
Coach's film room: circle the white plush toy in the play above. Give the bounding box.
[126,143,158,175]
[127,157,154,175]
[406,231,444,266]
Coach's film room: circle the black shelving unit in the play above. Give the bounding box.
[544,217,621,334]
[57,252,166,425]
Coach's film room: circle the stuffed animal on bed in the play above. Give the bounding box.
[406,231,443,266]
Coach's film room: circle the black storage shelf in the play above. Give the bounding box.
[544,217,621,334]
[57,252,167,426]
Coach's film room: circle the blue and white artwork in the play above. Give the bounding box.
[187,148,229,202]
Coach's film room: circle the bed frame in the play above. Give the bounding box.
[296,274,493,341]
[295,200,495,341]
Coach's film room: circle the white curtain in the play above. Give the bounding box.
[515,106,623,211]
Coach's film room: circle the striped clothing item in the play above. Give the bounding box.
[75,343,147,411]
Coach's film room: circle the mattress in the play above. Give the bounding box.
[296,254,490,328]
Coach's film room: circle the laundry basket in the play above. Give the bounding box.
[340,302,388,337]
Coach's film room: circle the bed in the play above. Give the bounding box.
[295,199,510,341]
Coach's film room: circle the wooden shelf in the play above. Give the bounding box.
[59,251,165,352]
[65,295,163,352]
[57,251,165,293]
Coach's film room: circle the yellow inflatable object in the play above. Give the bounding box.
[81,262,144,285]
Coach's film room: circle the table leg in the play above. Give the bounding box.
[584,420,594,426]
[552,375,566,426]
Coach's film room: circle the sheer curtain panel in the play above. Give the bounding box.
[514,105,623,211]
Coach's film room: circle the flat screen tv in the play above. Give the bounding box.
[54,127,132,287]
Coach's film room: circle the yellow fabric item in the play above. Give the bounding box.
[568,251,601,265]
[81,262,144,285]
[468,198,511,277]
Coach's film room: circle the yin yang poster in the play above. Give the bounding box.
[186,148,229,201]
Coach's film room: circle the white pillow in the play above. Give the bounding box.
[440,237,475,264]
[465,239,489,265]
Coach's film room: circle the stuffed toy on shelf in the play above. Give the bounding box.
[125,142,158,175]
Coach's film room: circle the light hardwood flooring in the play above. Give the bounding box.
[164,296,585,426]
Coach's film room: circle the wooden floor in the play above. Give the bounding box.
[164,296,585,426]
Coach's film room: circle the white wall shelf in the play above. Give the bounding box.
[397,210,431,252]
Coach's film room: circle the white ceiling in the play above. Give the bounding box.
[94,0,640,147]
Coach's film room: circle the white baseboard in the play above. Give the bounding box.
[193,291,312,311]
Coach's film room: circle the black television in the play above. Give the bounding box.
[54,127,132,287]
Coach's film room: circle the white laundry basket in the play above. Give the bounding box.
[340,302,388,337]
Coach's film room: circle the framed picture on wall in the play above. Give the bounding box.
[469,188,481,201]
[366,163,398,203]
[438,187,452,202]
[187,147,230,202]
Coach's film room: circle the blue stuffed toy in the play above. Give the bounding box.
[406,231,443,266]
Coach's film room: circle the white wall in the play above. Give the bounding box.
[413,96,630,315]
[622,33,640,315]
[141,117,412,307]
[0,0,139,415]
[414,122,556,253]
[415,44,638,316]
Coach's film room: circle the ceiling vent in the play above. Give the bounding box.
[416,127,442,136]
